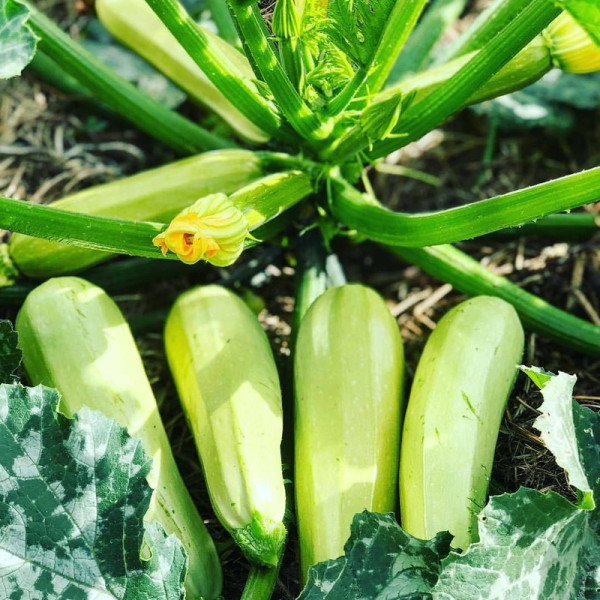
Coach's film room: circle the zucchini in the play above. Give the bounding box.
[96,0,268,143]
[164,285,286,567]
[400,295,524,550]
[294,284,404,581]
[9,149,262,278]
[15,277,222,600]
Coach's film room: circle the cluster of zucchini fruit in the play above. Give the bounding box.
[15,274,523,598]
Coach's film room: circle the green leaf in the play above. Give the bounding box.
[559,0,600,46]
[0,320,20,382]
[0,0,38,79]
[298,511,452,599]
[325,0,396,66]
[523,367,600,520]
[0,383,187,599]
[433,488,600,600]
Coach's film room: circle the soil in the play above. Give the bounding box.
[1,2,599,599]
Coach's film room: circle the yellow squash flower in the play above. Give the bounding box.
[545,13,600,74]
[153,193,249,267]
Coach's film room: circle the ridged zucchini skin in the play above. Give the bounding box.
[96,0,268,143]
[400,296,524,550]
[15,277,222,600]
[10,149,262,278]
[164,285,286,567]
[294,284,404,581]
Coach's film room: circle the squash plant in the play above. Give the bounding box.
[1,0,600,598]
[1,0,599,355]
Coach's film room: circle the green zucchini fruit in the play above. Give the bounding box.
[96,0,268,143]
[15,277,222,600]
[9,149,262,278]
[294,284,404,581]
[164,285,286,567]
[400,295,524,550]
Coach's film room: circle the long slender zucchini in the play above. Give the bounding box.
[400,295,524,550]
[15,277,222,600]
[294,284,404,581]
[164,285,287,567]
[9,149,262,278]
[96,0,268,143]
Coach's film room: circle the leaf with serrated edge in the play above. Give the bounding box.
[0,383,186,599]
[521,367,594,506]
[325,0,396,66]
[0,320,21,383]
[0,0,38,79]
[298,511,452,599]
[433,488,599,600]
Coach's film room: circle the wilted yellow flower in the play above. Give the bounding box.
[153,193,249,267]
[545,13,600,74]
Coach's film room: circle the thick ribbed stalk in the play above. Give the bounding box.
[24,3,230,155]
[329,167,600,246]
[1,171,313,261]
[442,0,530,60]
[324,0,559,162]
[360,0,429,95]
[386,243,600,357]
[228,2,331,142]
[388,0,469,82]
[144,0,281,136]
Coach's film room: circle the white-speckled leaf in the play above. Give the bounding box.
[433,488,600,600]
[0,383,186,599]
[0,0,38,79]
[522,367,594,505]
[298,511,452,599]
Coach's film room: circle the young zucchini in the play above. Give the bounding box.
[294,284,404,581]
[96,0,268,143]
[164,285,286,567]
[9,149,262,278]
[15,277,222,600]
[400,295,524,550]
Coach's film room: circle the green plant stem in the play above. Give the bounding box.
[24,2,230,155]
[326,66,368,117]
[366,0,560,160]
[206,0,240,47]
[228,2,331,142]
[329,167,600,246]
[442,0,530,61]
[493,213,599,239]
[325,0,559,162]
[361,0,429,96]
[1,197,167,259]
[388,0,469,82]
[240,565,280,600]
[0,171,312,261]
[386,243,600,356]
[144,0,281,137]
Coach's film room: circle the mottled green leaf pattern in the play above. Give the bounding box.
[0,383,186,599]
[0,320,20,383]
[433,489,599,600]
[0,0,38,79]
[298,511,452,599]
